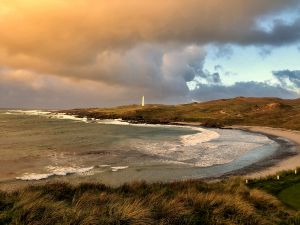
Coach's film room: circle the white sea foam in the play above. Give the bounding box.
[5,110,89,123]
[16,166,94,181]
[50,113,88,122]
[180,127,220,146]
[16,173,52,181]
[158,160,192,166]
[111,166,129,172]
[97,119,131,126]
[99,164,111,168]
[97,119,220,146]
[47,166,94,175]
[7,110,52,116]
[133,128,276,168]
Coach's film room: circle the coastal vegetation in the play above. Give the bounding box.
[248,168,300,211]
[0,169,300,225]
[62,97,300,130]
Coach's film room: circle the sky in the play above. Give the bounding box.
[0,0,300,108]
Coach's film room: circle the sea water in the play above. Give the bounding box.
[0,109,279,185]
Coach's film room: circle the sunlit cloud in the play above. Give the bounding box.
[0,0,300,108]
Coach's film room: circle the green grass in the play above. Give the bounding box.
[1,178,300,225]
[247,170,300,195]
[279,183,300,210]
[247,168,300,212]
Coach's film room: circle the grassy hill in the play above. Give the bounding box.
[62,97,300,130]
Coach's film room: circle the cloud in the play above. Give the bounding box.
[212,45,234,60]
[196,71,222,84]
[190,81,298,101]
[1,66,299,109]
[189,69,300,101]
[273,70,300,88]
[0,68,171,109]
[214,65,223,71]
[0,1,300,108]
[248,17,300,46]
[0,1,299,79]
[258,46,273,57]
[0,45,207,108]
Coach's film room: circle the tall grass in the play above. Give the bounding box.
[0,178,299,225]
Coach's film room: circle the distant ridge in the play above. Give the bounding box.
[62,97,300,131]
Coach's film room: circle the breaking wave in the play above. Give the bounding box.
[16,166,94,181]
[111,166,129,172]
[96,119,220,146]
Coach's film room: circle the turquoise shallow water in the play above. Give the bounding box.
[0,110,280,186]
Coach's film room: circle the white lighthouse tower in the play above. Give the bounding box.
[142,96,145,107]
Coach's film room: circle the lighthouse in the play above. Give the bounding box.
[142,96,145,107]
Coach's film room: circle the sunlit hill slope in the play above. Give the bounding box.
[62,97,300,130]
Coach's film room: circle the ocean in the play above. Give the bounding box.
[0,109,280,186]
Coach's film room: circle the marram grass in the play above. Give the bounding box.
[0,178,299,225]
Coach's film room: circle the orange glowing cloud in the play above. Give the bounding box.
[0,0,296,69]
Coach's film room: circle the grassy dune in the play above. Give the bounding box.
[62,97,300,130]
[1,177,300,225]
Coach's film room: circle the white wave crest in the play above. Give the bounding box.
[51,113,89,122]
[6,110,51,116]
[97,119,220,146]
[97,119,131,125]
[111,166,128,172]
[180,127,220,146]
[16,173,52,181]
[16,166,94,181]
[46,166,94,176]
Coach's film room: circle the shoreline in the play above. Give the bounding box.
[226,126,300,178]
[1,110,300,190]
[166,122,300,180]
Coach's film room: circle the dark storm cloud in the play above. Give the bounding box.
[196,71,222,84]
[0,46,206,108]
[212,45,234,59]
[245,18,300,46]
[190,81,298,101]
[273,70,300,88]
[189,70,300,102]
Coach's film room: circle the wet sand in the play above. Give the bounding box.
[230,126,300,178]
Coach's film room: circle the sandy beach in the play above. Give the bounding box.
[230,126,300,178]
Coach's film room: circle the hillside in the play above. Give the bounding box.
[62,97,300,130]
